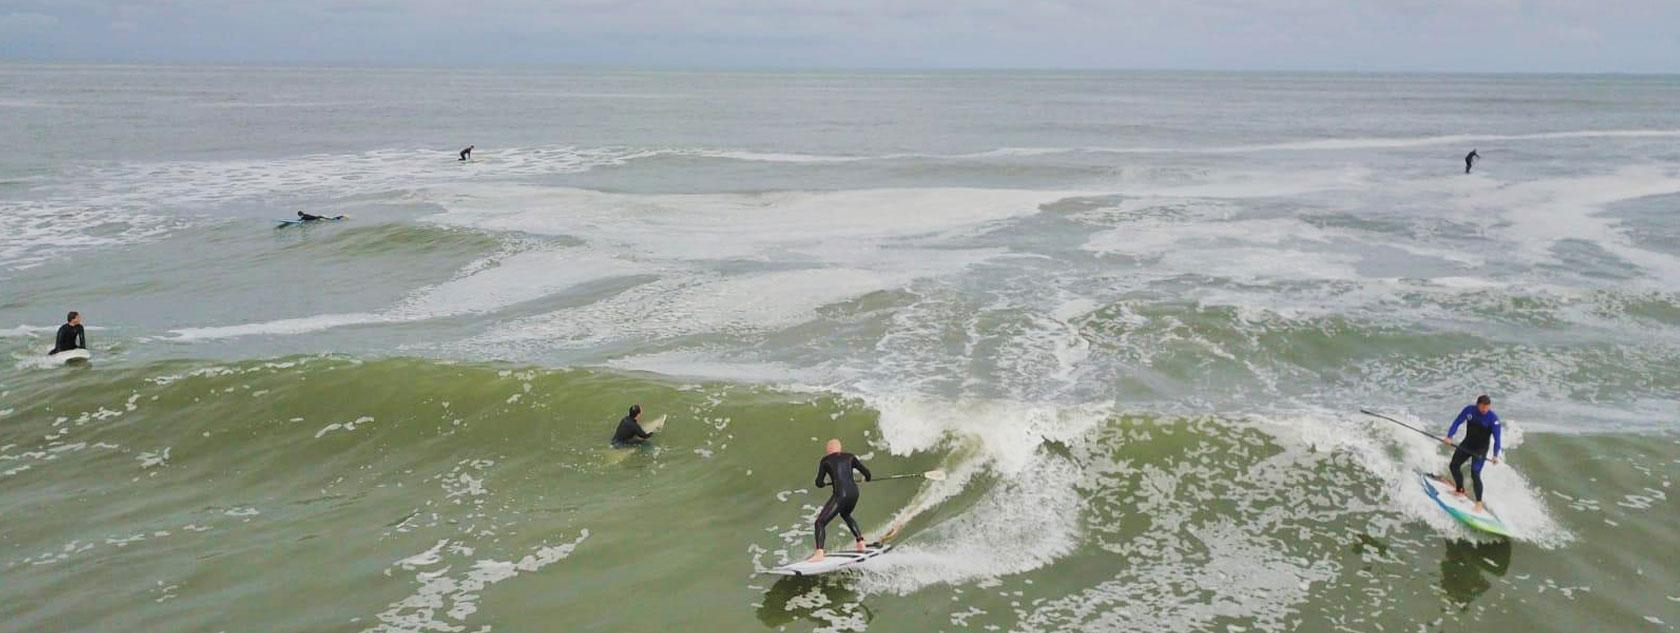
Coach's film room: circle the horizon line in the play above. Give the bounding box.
[3,57,1678,78]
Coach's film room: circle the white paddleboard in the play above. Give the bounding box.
[1418,470,1513,538]
[765,543,892,577]
[49,348,91,364]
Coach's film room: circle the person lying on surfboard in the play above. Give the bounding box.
[610,404,654,446]
[807,439,872,563]
[48,311,86,356]
[1441,394,1502,513]
[296,211,345,222]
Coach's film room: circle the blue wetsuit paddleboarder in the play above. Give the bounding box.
[1441,394,1502,512]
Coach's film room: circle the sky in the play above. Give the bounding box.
[1,0,1678,72]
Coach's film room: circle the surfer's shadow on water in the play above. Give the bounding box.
[1438,538,1513,611]
[753,576,876,630]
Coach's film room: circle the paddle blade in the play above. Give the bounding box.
[921,470,947,482]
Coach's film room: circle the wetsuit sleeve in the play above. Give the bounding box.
[632,422,651,439]
[75,326,85,349]
[1446,406,1470,438]
[852,456,872,482]
[1491,415,1502,458]
[814,461,830,488]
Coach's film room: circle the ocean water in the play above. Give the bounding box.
[2,64,1678,632]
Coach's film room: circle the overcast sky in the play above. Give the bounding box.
[2,0,1677,72]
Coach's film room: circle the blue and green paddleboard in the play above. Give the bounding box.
[1418,470,1513,538]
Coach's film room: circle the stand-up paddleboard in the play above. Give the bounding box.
[1418,470,1512,538]
[48,348,92,364]
[764,542,892,577]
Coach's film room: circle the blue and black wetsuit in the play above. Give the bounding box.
[813,452,871,549]
[1446,405,1502,501]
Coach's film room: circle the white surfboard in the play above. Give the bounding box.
[765,543,892,577]
[49,348,91,364]
[641,414,667,433]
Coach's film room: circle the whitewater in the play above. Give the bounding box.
[2,65,1677,632]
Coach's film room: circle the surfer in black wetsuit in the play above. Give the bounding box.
[610,404,652,446]
[296,211,344,222]
[807,438,872,562]
[1464,149,1479,174]
[459,145,474,161]
[47,311,85,355]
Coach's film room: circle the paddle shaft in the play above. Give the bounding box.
[868,473,926,482]
[1360,409,1491,460]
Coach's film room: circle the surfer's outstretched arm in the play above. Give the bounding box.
[851,456,872,482]
[1445,407,1471,440]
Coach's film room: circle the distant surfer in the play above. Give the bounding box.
[47,311,86,356]
[610,405,653,446]
[1464,149,1479,174]
[1440,395,1502,513]
[459,145,474,161]
[807,439,872,563]
[296,211,344,222]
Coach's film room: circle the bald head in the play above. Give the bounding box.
[825,439,842,454]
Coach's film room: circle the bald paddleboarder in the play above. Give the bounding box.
[807,439,872,562]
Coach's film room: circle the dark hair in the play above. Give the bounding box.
[66,311,79,322]
[629,404,641,416]
[1476,395,1491,406]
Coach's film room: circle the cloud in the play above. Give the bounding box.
[1,0,1677,72]
[0,11,59,33]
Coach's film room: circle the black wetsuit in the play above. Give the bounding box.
[459,146,473,161]
[1465,150,1479,174]
[48,323,84,355]
[611,414,650,446]
[813,452,872,549]
[297,213,342,222]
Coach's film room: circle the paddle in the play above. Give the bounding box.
[865,470,947,483]
[1359,409,1494,462]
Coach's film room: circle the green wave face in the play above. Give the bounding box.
[3,356,1674,632]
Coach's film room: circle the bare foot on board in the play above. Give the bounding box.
[805,549,825,563]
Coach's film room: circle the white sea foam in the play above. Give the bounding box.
[369,530,589,633]
[836,398,1113,591]
[992,128,1680,157]
[423,185,1073,354]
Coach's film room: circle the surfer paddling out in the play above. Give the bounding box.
[48,311,86,356]
[610,405,654,446]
